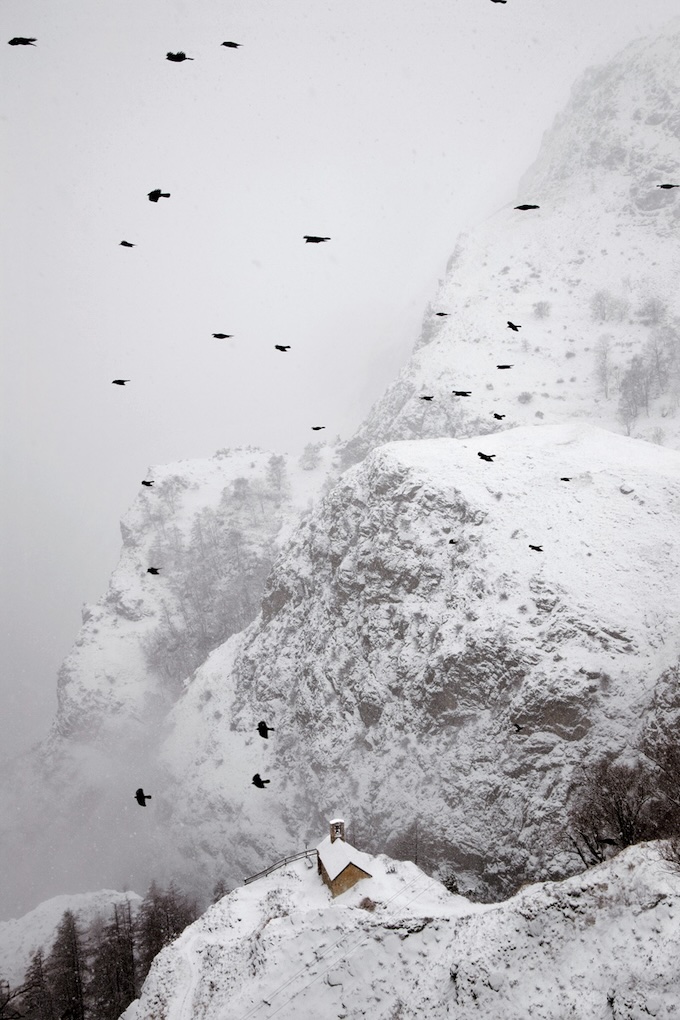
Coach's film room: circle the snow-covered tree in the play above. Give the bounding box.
[298,442,323,471]
[87,901,137,1020]
[135,883,198,984]
[45,911,86,1020]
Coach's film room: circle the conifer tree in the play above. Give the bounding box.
[135,883,198,983]
[17,949,55,1020]
[87,901,136,1020]
[266,454,288,501]
[1,974,29,1019]
[45,911,86,1020]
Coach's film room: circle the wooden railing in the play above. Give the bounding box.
[243,848,318,885]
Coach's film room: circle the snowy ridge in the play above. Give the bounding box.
[156,422,680,899]
[519,18,680,206]
[341,21,680,467]
[121,843,680,1020]
[3,18,680,925]
[121,853,484,1020]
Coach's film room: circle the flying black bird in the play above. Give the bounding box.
[141,480,154,487]
[135,788,152,807]
[493,413,505,420]
[221,41,241,48]
[252,773,270,788]
[656,184,679,189]
[303,235,330,243]
[257,720,274,739]
[148,189,171,202]
[497,364,514,370]
[515,204,540,210]
[435,312,450,317]
[120,241,135,248]
[112,379,130,385]
[166,51,193,62]
[8,37,36,46]
[529,544,543,552]
[448,539,458,545]
[212,333,233,339]
[452,390,471,397]
[560,477,572,482]
[507,321,521,331]
[147,567,161,575]
[275,344,290,352]
[420,395,434,401]
[311,426,326,430]
[513,723,524,732]
[490,0,507,4]
[478,452,495,462]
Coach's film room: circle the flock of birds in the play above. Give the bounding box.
[134,720,275,805]
[420,178,677,556]
[8,29,307,806]
[8,33,333,435]
[425,296,561,552]
[9,29,680,805]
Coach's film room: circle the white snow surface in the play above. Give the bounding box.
[121,843,680,1020]
[0,889,142,987]
[340,20,680,467]
[3,19,680,921]
[155,421,680,899]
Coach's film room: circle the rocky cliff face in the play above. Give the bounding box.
[3,21,680,920]
[155,423,680,899]
[51,447,332,747]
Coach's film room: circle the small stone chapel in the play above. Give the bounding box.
[316,818,372,897]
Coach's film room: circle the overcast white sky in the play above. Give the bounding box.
[1,0,677,758]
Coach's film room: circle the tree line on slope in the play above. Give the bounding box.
[565,726,680,869]
[0,881,203,1020]
[590,290,680,436]
[1,729,676,1019]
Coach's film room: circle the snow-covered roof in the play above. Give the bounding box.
[316,834,372,882]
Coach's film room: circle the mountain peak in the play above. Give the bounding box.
[519,18,680,211]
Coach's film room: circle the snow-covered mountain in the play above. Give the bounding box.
[53,446,334,746]
[121,842,680,1020]
[2,19,680,921]
[340,20,680,467]
[154,422,680,899]
[0,446,335,918]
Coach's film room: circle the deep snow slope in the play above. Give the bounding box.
[121,844,679,1020]
[340,20,680,468]
[0,889,142,988]
[0,446,334,919]
[4,19,680,922]
[155,423,680,899]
